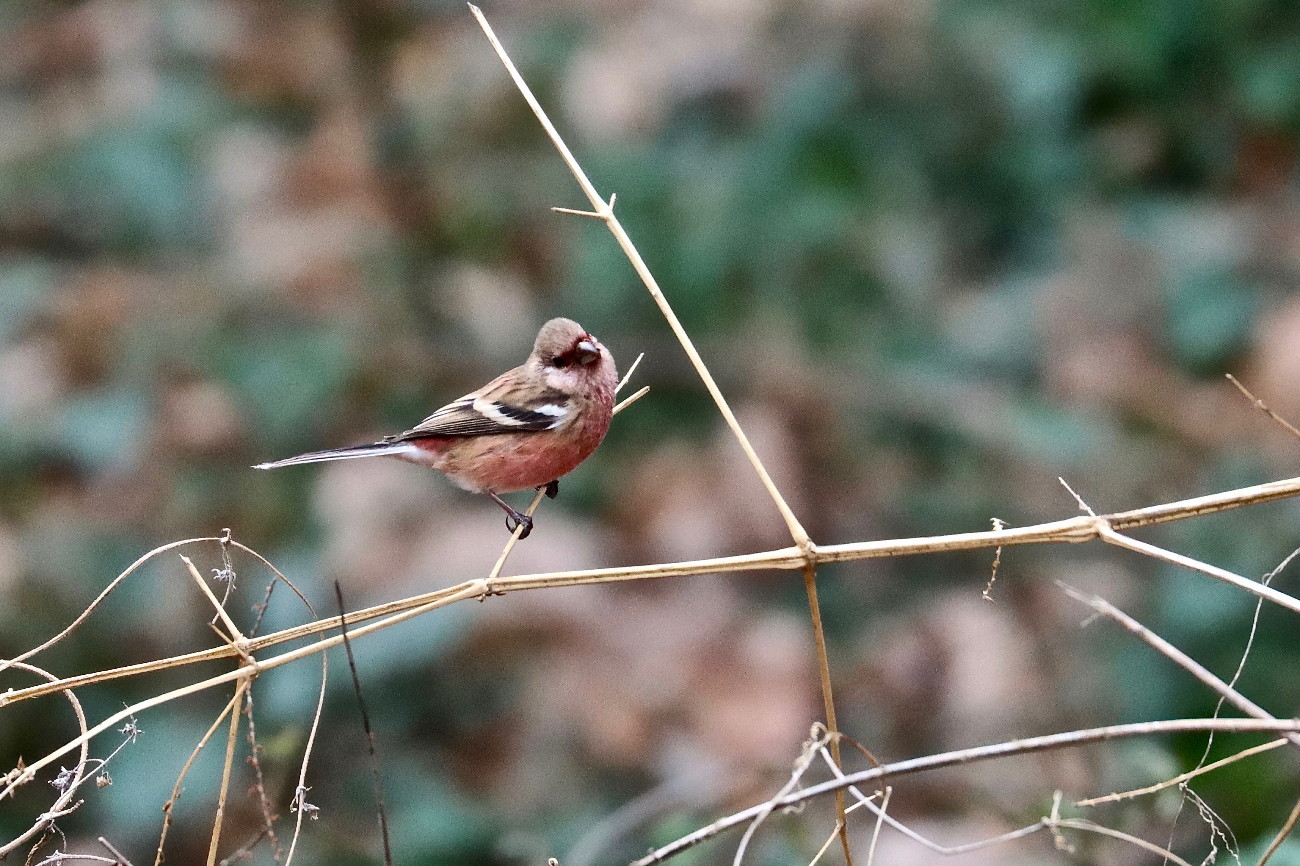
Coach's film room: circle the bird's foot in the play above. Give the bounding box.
[541,480,560,499]
[505,510,534,540]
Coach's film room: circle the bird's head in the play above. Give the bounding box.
[531,317,617,394]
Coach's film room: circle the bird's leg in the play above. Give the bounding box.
[488,491,533,539]
[541,480,560,499]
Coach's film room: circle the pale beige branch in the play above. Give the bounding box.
[155,689,243,866]
[1075,738,1288,807]
[1097,524,1300,614]
[1226,374,1300,442]
[0,661,89,858]
[613,384,650,416]
[283,649,328,866]
[181,556,245,644]
[7,475,1300,712]
[468,3,810,549]
[616,352,645,395]
[206,679,248,866]
[1259,797,1300,866]
[633,718,1300,866]
[864,786,891,866]
[0,536,223,677]
[1048,818,1194,866]
[808,821,850,866]
[1058,583,1300,750]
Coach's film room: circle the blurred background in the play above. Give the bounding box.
[2,0,1300,863]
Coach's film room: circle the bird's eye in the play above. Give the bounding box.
[551,356,569,369]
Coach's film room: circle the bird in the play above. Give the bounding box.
[255,317,618,539]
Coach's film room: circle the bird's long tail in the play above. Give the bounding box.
[253,441,417,470]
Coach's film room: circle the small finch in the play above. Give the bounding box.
[255,317,617,539]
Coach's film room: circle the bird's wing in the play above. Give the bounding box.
[396,375,573,439]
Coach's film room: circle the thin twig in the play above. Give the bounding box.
[1058,583,1300,750]
[248,578,277,638]
[334,583,393,866]
[241,688,283,861]
[820,745,1054,855]
[864,786,890,866]
[155,689,243,866]
[181,556,246,644]
[216,828,271,866]
[1258,797,1300,866]
[0,662,89,859]
[1226,374,1300,441]
[1075,738,1287,806]
[616,352,645,395]
[732,726,833,866]
[1058,477,1098,516]
[808,822,849,866]
[468,3,811,550]
[283,649,328,866]
[206,679,248,866]
[97,837,134,866]
[801,563,853,866]
[632,718,1300,865]
[1050,818,1194,866]
[32,855,116,865]
[613,384,650,416]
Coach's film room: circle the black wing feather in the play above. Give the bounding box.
[394,388,571,440]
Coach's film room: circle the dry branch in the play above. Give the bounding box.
[633,718,1300,865]
[4,475,1300,719]
[1059,584,1300,750]
[6,473,1300,714]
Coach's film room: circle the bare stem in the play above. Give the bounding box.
[1058,584,1300,750]
[206,680,248,866]
[632,718,1300,865]
[7,476,1300,712]
[802,563,853,865]
[468,3,811,550]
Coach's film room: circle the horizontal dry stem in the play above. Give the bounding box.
[633,718,1300,866]
[5,474,1300,712]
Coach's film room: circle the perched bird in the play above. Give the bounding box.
[255,317,617,538]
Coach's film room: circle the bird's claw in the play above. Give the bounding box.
[541,480,560,499]
[506,511,534,539]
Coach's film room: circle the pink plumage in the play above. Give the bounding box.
[256,317,618,538]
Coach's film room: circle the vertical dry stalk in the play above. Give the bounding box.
[465,9,852,859]
[207,679,249,866]
[466,4,808,549]
[803,562,853,864]
[155,688,245,866]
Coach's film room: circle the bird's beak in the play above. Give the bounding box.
[575,338,599,365]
